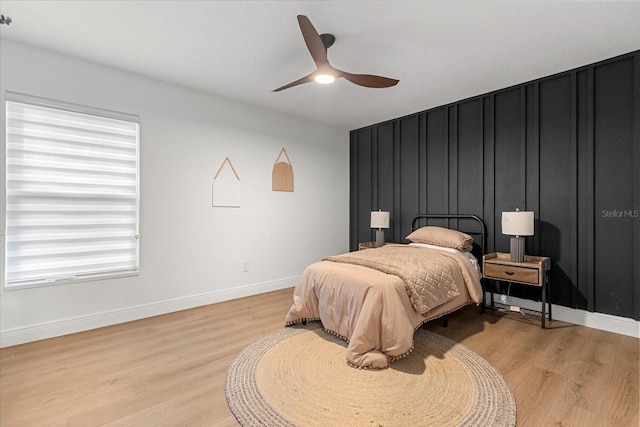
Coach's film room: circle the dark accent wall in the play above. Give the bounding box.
[350,51,640,320]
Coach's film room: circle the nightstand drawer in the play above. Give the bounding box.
[484,263,539,285]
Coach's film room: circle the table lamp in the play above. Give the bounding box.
[370,210,390,247]
[501,209,534,262]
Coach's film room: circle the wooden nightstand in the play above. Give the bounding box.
[358,241,379,250]
[482,252,551,328]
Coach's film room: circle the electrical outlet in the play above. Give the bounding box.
[500,294,508,304]
[242,261,249,272]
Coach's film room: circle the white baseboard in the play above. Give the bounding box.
[486,292,640,338]
[0,276,299,348]
[2,282,637,348]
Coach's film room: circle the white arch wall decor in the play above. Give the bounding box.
[212,157,241,207]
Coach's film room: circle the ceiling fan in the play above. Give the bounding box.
[273,15,399,92]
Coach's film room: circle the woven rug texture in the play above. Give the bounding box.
[225,324,516,426]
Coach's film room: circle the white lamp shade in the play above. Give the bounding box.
[502,211,534,236]
[370,211,390,229]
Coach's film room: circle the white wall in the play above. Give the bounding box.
[0,40,350,346]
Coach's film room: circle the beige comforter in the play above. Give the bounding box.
[284,244,483,368]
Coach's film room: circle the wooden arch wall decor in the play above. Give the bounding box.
[212,157,241,207]
[272,147,294,192]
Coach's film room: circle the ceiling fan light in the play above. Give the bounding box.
[315,74,335,84]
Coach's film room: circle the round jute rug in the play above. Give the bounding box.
[225,324,516,426]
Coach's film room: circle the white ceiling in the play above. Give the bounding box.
[1,1,638,131]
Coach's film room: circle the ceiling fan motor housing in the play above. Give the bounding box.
[319,33,335,49]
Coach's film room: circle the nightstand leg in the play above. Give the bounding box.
[480,279,486,314]
[490,280,495,307]
[541,281,546,329]
[547,271,552,322]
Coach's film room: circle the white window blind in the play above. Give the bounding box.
[4,96,139,288]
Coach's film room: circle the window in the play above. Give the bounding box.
[3,93,139,289]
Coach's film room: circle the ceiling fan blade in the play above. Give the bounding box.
[297,15,327,67]
[336,69,399,88]
[275,15,399,92]
[273,72,316,92]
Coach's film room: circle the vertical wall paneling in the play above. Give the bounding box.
[539,74,574,308]
[349,131,358,250]
[520,86,528,214]
[585,67,596,312]
[350,127,374,250]
[569,72,580,310]
[392,121,401,242]
[449,105,458,230]
[494,88,524,253]
[371,126,379,210]
[478,101,485,222]
[524,82,541,303]
[483,95,496,253]
[458,100,483,216]
[458,100,484,233]
[418,113,428,222]
[634,54,640,321]
[525,83,541,257]
[376,122,395,238]
[593,58,635,319]
[575,69,590,310]
[426,109,449,226]
[350,51,639,320]
[398,116,421,238]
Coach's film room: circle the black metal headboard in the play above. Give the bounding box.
[410,214,488,260]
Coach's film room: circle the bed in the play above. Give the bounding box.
[284,214,487,369]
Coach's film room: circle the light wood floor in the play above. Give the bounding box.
[1,288,638,426]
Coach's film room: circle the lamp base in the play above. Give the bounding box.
[375,229,385,247]
[509,237,525,262]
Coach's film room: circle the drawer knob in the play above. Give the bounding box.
[505,271,515,276]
